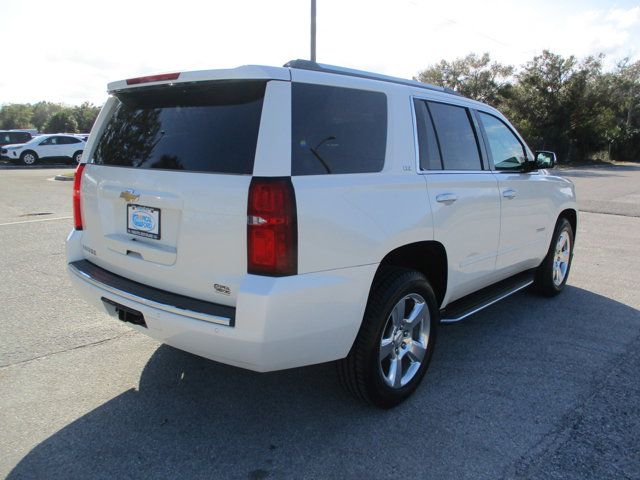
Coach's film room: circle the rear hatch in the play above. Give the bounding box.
[80,77,280,306]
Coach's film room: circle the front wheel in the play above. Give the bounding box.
[337,267,439,408]
[534,217,574,296]
[20,151,38,166]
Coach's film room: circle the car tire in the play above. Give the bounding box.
[534,217,574,297]
[20,151,38,166]
[337,267,438,408]
[73,151,83,164]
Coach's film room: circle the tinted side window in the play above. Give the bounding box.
[414,99,442,170]
[40,137,54,145]
[8,133,29,143]
[428,102,482,170]
[292,83,387,175]
[478,112,526,170]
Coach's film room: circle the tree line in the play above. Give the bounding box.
[417,50,639,162]
[1,50,637,162]
[0,101,100,134]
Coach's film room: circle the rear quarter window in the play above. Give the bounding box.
[291,83,387,175]
[93,81,266,174]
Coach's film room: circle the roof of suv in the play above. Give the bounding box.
[107,61,465,100]
[283,59,461,96]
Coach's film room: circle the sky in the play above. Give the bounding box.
[1,0,639,106]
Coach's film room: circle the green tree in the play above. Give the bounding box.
[0,104,34,129]
[31,102,64,132]
[44,111,79,133]
[603,59,640,160]
[416,52,514,107]
[72,102,100,132]
[504,51,613,160]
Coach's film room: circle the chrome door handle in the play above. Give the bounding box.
[436,193,458,205]
[502,188,517,199]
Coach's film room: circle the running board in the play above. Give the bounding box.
[440,270,535,324]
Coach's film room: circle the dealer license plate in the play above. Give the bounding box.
[127,204,161,240]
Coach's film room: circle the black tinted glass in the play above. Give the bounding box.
[292,83,387,175]
[93,81,266,174]
[414,99,442,170]
[428,102,481,170]
[8,133,30,143]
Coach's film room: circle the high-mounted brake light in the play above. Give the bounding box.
[247,177,297,276]
[73,163,86,230]
[126,72,180,85]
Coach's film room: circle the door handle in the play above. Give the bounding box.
[502,188,517,199]
[436,193,458,205]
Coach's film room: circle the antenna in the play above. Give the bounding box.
[310,0,316,62]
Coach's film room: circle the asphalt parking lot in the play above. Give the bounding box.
[1,164,639,479]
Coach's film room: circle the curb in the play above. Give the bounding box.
[54,175,74,181]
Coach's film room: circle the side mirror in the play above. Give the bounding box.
[535,151,556,169]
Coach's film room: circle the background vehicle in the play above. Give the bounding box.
[1,133,85,165]
[0,130,33,147]
[66,61,577,408]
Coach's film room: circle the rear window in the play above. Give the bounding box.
[292,83,387,175]
[93,81,266,174]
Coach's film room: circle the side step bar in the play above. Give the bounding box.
[440,270,535,324]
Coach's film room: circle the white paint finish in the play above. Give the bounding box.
[4,134,85,161]
[494,172,556,274]
[107,65,290,93]
[80,164,250,307]
[294,173,432,273]
[424,172,501,305]
[252,81,291,177]
[66,63,579,372]
[68,262,377,371]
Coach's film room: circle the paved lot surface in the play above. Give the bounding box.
[1,165,639,479]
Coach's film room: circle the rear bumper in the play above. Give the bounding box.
[66,230,376,372]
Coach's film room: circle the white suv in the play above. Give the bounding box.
[66,61,577,408]
[1,133,85,165]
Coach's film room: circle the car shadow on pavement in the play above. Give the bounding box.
[8,286,640,480]
[0,161,74,170]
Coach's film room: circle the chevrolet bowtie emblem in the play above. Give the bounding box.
[119,189,140,202]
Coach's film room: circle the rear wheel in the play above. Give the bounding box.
[337,267,439,408]
[534,217,574,296]
[20,151,38,166]
[73,151,83,164]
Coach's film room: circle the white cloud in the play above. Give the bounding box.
[1,0,639,105]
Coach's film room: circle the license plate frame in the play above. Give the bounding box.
[127,204,161,240]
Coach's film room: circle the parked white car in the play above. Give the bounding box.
[66,61,577,408]
[1,133,85,165]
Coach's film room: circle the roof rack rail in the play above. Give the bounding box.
[283,59,460,96]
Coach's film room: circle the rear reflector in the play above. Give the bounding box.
[247,177,297,276]
[126,72,180,85]
[73,163,85,230]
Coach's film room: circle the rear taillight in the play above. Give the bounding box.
[247,177,297,276]
[73,163,86,230]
